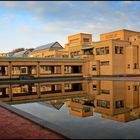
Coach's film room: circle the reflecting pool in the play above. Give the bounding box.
[11,80,140,139]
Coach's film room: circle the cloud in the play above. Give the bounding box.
[0,1,140,52]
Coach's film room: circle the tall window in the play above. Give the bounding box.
[120,47,124,54]
[134,63,138,69]
[115,46,119,54]
[92,65,96,71]
[96,48,100,55]
[100,47,105,55]
[105,47,109,54]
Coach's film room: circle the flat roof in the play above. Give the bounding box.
[100,29,140,35]
[68,33,92,37]
[0,56,84,61]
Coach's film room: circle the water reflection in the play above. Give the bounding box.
[1,80,140,123]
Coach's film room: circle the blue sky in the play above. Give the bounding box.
[0,1,140,53]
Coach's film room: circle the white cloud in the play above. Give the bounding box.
[0,1,140,53]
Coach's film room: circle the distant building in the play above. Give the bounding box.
[0,53,8,57]
[28,42,68,58]
[10,49,32,57]
[65,33,93,58]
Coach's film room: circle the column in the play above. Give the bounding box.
[9,84,13,101]
[37,62,40,78]
[61,65,65,76]
[9,61,12,79]
[61,83,65,94]
[37,83,41,98]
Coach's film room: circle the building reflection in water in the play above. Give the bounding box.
[1,80,140,123]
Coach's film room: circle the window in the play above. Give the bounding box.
[96,48,100,55]
[120,47,124,54]
[100,47,105,55]
[115,46,119,54]
[115,100,124,108]
[105,47,109,54]
[20,67,27,74]
[128,64,130,69]
[83,38,89,42]
[97,100,110,109]
[100,61,109,66]
[134,85,138,91]
[93,85,97,90]
[134,63,138,69]
[92,65,96,71]
[115,46,124,54]
[101,90,110,94]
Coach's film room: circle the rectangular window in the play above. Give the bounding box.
[120,47,124,54]
[97,100,110,109]
[100,47,105,55]
[96,48,100,55]
[101,90,110,94]
[93,85,97,90]
[134,85,138,91]
[83,38,89,42]
[115,46,124,54]
[20,67,27,74]
[134,63,138,69]
[92,65,96,71]
[115,46,119,54]
[100,61,109,66]
[128,64,130,69]
[115,100,124,108]
[105,47,109,54]
[128,86,130,90]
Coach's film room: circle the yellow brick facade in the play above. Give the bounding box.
[65,29,140,76]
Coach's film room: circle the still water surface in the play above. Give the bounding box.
[12,80,140,139]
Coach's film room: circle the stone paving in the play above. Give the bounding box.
[0,106,65,139]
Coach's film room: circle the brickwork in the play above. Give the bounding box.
[0,107,65,139]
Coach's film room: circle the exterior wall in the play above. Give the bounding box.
[100,29,140,41]
[125,82,139,109]
[92,40,113,75]
[95,81,140,122]
[65,33,92,58]
[112,40,129,75]
[126,46,139,74]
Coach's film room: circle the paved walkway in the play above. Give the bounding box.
[0,106,65,139]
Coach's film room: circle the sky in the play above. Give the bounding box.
[0,1,140,53]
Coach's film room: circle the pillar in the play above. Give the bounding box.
[37,83,41,98]
[9,84,13,101]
